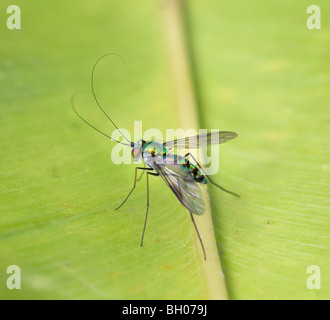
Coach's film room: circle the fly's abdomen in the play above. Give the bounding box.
[181,158,207,184]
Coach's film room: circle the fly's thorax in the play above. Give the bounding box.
[142,141,166,157]
[142,141,166,165]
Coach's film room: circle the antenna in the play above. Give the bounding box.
[91,53,132,145]
[71,93,131,147]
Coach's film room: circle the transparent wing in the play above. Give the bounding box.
[152,155,205,215]
[163,131,237,149]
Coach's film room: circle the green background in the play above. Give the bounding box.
[0,0,329,299]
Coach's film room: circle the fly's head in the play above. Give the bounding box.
[131,140,145,162]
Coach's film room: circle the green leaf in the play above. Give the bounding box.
[187,0,330,299]
[0,0,209,299]
[1,0,329,300]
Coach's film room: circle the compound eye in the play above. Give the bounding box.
[131,147,141,159]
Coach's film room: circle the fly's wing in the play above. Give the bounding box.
[152,156,205,215]
[163,131,237,149]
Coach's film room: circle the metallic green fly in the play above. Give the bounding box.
[72,55,239,260]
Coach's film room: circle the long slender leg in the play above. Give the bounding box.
[190,212,206,261]
[185,152,240,198]
[205,175,240,198]
[174,174,207,259]
[137,164,146,182]
[140,171,159,247]
[115,167,154,210]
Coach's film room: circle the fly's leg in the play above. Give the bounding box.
[190,212,206,261]
[140,171,159,247]
[137,164,146,182]
[115,167,154,210]
[184,152,240,198]
[175,175,206,260]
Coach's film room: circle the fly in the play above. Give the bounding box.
[72,54,239,260]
